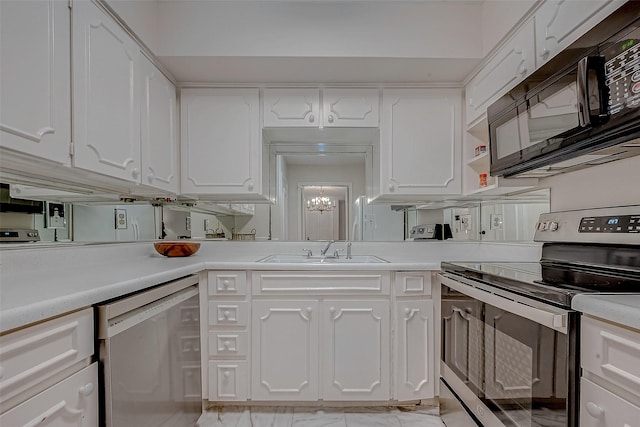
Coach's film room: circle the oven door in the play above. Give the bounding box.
[439,273,578,427]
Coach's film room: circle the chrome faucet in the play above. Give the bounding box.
[320,240,335,256]
[346,241,352,259]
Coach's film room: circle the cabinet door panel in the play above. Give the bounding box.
[251,300,319,400]
[263,89,320,127]
[140,56,178,193]
[381,89,461,196]
[535,0,625,67]
[209,361,248,401]
[580,377,640,427]
[0,363,98,427]
[180,88,260,195]
[323,300,390,401]
[396,299,434,401]
[0,0,70,164]
[323,88,379,127]
[465,20,535,126]
[73,0,141,182]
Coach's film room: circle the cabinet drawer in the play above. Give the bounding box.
[395,272,432,296]
[0,308,94,407]
[208,271,247,295]
[208,301,249,327]
[0,363,98,426]
[580,377,640,427]
[208,360,248,401]
[208,331,248,357]
[581,316,640,398]
[252,271,390,295]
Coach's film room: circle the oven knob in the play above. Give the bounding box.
[549,221,559,231]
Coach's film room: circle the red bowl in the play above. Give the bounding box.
[154,242,201,257]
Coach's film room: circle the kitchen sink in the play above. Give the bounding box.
[257,254,388,264]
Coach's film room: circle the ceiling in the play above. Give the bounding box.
[105,0,531,84]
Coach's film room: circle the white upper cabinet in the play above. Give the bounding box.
[534,0,625,68]
[465,19,535,127]
[323,88,380,127]
[140,55,179,194]
[264,88,380,128]
[263,88,320,127]
[72,0,142,183]
[0,0,70,165]
[379,88,462,199]
[180,88,262,198]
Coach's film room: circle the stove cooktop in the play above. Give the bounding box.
[441,261,640,308]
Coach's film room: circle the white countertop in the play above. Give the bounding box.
[0,240,541,333]
[572,294,640,330]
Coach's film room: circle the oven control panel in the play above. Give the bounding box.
[0,228,40,242]
[579,214,640,233]
[535,206,640,244]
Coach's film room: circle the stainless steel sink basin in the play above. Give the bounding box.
[258,254,388,263]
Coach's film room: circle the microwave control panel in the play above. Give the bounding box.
[605,37,640,114]
[579,214,640,233]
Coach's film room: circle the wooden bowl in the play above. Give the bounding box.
[154,241,201,257]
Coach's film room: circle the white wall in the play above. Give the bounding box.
[541,156,640,211]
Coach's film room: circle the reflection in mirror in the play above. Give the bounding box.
[302,185,348,240]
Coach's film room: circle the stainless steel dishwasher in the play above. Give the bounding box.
[97,274,201,427]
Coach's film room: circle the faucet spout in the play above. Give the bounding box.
[320,240,335,256]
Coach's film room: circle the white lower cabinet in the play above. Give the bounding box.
[323,300,390,401]
[0,363,98,427]
[580,316,640,426]
[251,300,320,401]
[395,299,434,401]
[204,269,435,404]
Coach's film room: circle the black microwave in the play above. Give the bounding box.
[488,2,640,179]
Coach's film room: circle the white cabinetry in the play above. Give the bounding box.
[72,0,142,183]
[140,55,179,194]
[263,89,320,127]
[465,19,535,127]
[580,316,640,426]
[180,88,263,200]
[322,88,380,127]
[251,271,391,402]
[323,299,390,401]
[394,272,435,401]
[263,88,379,128]
[0,308,96,426]
[0,0,70,165]
[251,300,320,401]
[205,271,250,401]
[379,89,462,199]
[534,0,625,68]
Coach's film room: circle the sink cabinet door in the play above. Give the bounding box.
[322,300,390,401]
[251,300,320,401]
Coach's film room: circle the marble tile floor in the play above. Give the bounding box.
[197,405,446,427]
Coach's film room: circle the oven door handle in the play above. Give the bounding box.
[439,274,569,334]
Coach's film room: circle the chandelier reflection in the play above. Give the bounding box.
[307,187,336,214]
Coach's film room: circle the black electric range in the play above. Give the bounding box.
[442,205,640,309]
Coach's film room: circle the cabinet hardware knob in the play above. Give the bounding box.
[247,181,254,191]
[328,115,334,123]
[223,310,230,318]
[223,371,231,378]
[519,65,527,75]
[222,280,230,287]
[388,183,395,191]
[224,340,232,348]
[329,306,336,314]
[404,308,411,314]
[132,168,140,179]
[147,172,154,183]
[309,114,315,123]
[306,307,313,314]
[540,47,550,57]
[586,402,604,418]
[79,382,95,396]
